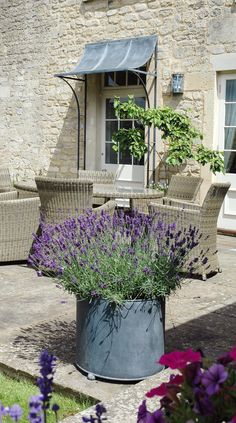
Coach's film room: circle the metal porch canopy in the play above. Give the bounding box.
[56,35,157,76]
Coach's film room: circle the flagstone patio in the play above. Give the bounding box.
[0,234,235,422]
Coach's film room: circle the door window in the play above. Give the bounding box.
[224,79,236,173]
[105,97,145,166]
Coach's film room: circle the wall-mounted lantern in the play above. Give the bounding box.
[171,73,184,94]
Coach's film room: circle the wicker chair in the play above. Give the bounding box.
[149,182,230,280]
[0,167,15,193]
[77,170,115,205]
[35,176,116,224]
[0,191,40,261]
[163,175,203,205]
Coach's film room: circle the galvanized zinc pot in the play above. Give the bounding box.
[75,298,165,381]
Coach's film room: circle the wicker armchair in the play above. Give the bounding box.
[149,182,230,280]
[77,170,115,184]
[163,175,203,205]
[0,167,15,193]
[35,176,116,224]
[77,170,115,205]
[0,191,40,261]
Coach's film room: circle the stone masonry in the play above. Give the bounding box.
[0,0,236,183]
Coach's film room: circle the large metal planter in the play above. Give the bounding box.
[76,298,165,381]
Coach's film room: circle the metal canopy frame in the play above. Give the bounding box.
[55,38,158,186]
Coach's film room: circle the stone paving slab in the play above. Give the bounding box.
[0,235,235,422]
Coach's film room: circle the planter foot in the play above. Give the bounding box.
[87,372,96,381]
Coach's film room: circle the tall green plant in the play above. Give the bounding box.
[112,96,224,174]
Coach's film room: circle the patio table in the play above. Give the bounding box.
[14,181,163,212]
[93,183,163,212]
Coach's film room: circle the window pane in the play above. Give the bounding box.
[134,97,145,108]
[226,80,236,102]
[225,128,236,150]
[105,143,117,164]
[106,121,118,141]
[104,72,115,87]
[225,151,236,173]
[127,71,138,86]
[106,98,116,119]
[225,104,236,126]
[116,71,126,86]
[119,148,132,164]
[120,120,132,130]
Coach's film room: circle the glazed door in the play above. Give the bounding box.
[217,74,236,231]
[101,91,145,188]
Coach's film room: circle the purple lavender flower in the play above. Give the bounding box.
[82,404,106,423]
[52,403,60,423]
[9,405,23,422]
[201,363,228,396]
[28,395,43,423]
[0,402,8,423]
[37,351,57,412]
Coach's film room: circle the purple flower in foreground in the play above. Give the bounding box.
[37,351,57,410]
[28,395,43,423]
[9,405,23,422]
[0,402,8,423]
[201,363,228,396]
[193,388,214,416]
[146,409,166,423]
[137,400,151,423]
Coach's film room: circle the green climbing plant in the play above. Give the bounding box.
[112,96,224,174]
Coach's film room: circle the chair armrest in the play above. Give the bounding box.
[163,198,201,210]
[0,191,18,201]
[149,202,200,221]
[93,200,117,216]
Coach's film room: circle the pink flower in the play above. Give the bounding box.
[169,374,184,385]
[229,346,236,361]
[146,383,168,398]
[159,349,201,369]
[229,415,236,423]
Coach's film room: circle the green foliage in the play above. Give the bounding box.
[0,372,92,423]
[195,144,225,174]
[113,96,224,174]
[112,128,147,161]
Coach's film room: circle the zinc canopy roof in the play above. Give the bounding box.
[56,35,157,77]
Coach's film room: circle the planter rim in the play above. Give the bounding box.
[76,297,164,303]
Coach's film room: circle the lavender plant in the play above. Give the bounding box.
[0,351,59,423]
[29,210,207,305]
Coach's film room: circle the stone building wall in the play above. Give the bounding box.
[0,0,236,182]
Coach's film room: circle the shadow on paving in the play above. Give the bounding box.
[165,302,236,358]
[12,302,236,365]
[12,319,76,364]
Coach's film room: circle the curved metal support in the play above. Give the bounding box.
[57,76,81,172]
[153,43,158,184]
[130,70,150,108]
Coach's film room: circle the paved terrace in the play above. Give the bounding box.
[0,235,235,422]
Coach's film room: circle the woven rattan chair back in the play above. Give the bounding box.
[0,167,13,192]
[77,170,115,184]
[0,195,40,261]
[165,175,203,203]
[35,177,93,224]
[149,182,230,280]
[201,183,231,218]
